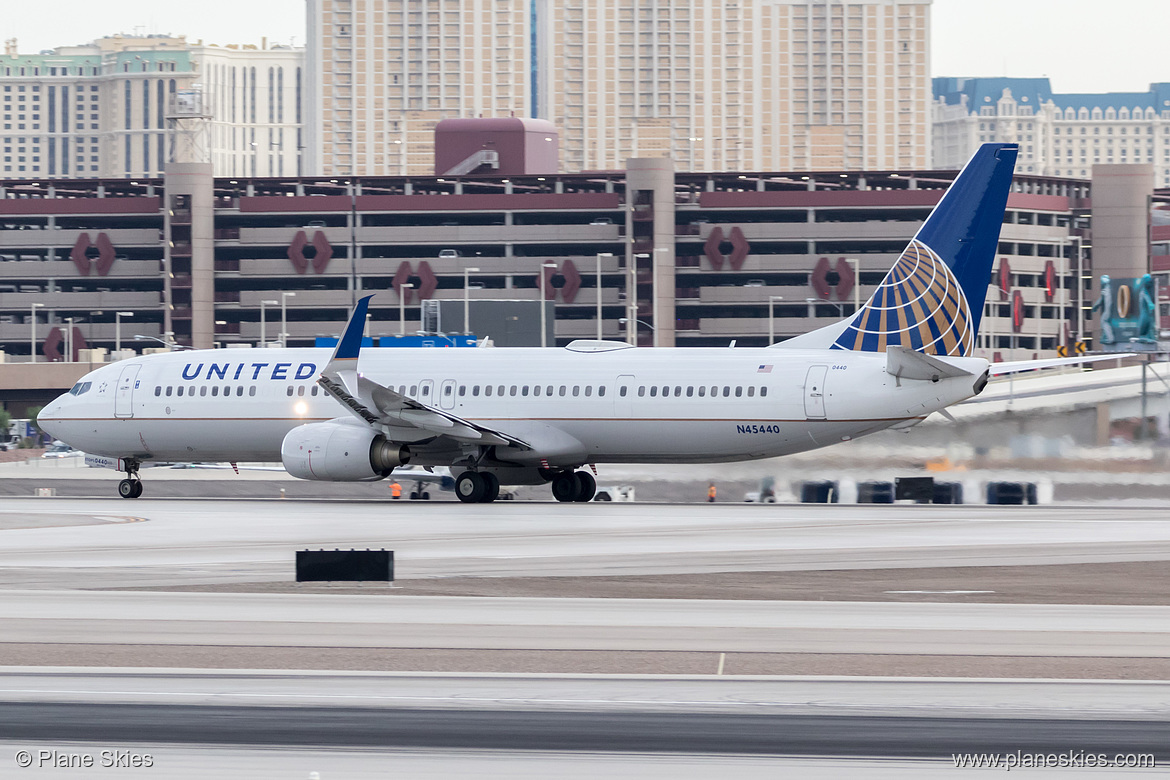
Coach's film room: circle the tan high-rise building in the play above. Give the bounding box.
[306,0,533,176]
[541,0,931,172]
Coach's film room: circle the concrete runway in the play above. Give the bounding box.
[4,498,1170,589]
[4,589,1170,658]
[0,670,1165,762]
[4,497,1170,770]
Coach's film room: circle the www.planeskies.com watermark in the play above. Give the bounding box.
[953,750,1155,770]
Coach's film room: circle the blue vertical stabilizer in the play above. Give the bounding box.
[776,143,1018,355]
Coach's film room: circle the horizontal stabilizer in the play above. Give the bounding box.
[886,345,976,381]
[989,353,1135,376]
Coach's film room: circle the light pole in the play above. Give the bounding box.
[539,262,557,348]
[845,258,861,314]
[29,302,43,363]
[596,252,612,340]
[280,291,296,348]
[399,283,413,335]
[65,317,74,363]
[259,299,277,347]
[115,311,133,354]
[768,296,784,344]
[463,266,480,335]
[688,136,703,171]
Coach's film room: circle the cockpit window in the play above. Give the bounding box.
[68,382,92,396]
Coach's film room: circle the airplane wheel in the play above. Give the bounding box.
[421,491,431,501]
[131,480,143,499]
[480,473,500,503]
[409,491,420,500]
[573,471,596,502]
[455,471,485,503]
[118,479,137,499]
[551,471,581,502]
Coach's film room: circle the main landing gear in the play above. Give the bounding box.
[551,470,596,503]
[118,459,143,499]
[455,471,501,504]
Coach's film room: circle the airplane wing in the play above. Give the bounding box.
[317,296,531,449]
[988,353,1135,376]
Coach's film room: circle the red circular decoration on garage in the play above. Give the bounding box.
[1011,290,1025,332]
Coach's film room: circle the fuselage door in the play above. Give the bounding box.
[615,374,636,418]
[114,364,141,419]
[439,379,457,410]
[804,365,828,419]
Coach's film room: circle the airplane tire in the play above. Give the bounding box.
[573,471,596,502]
[130,480,143,499]
[455,471,485,503]
[480,473,500,503]
[551,471,581,502]
[421,491,431,501]
[409,491,420,500]
[118,479,137,499]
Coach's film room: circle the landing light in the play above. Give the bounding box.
[294,401,308,415]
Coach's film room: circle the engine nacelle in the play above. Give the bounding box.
[281,422,409,482]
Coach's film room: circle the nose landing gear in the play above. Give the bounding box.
[118,459,143,499]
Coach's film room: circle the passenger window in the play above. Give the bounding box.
[533,385,541,397]
[200,386,207,397]
[674,387,682,397]
[298,386,305,397]
[761,387,768,397]
[698,386,706,397]
[559,386,566,396]
[311,386,319,396]
[422,385,430,396]
[177,386,185,397]
[686,386,694,397]
[598,386,606,397]
[661,386,669,397]
[735,387,742,397]
[510,386,517,396]
[546,385,553,396]
[638,386,645,397]
[485,385,493,397]
[710,386,718,397]
[165,386,172,397]
[444,385,453,397]
[458,386,466,396]
[224,386,230,397]
[249,386,256,397]
[723,386,731,397]
[584,386,592,397]
[650,386,657,398]
[747,387,755,397]
[572,386,580,397]
[473,386,480,397]
[237,386,244,396]
[522,386,529,397]
[154,386,161,397]
[498,385,505,396]
[212,387,219,397]
[286,386,294,397]
[410,385,417,396]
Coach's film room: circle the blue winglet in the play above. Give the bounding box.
[332,294,375,362]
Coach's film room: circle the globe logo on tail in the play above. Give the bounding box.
[831,239,974,356]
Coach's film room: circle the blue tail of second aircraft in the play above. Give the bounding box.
[778,142,1018,356]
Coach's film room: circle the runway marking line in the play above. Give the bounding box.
[91,516,149,525]
[885,590,997,595]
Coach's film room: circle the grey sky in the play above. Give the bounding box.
[5,0,1166,95]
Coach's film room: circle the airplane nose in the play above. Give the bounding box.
[38,402,64,438]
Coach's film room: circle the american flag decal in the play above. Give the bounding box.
[757,365,773,373]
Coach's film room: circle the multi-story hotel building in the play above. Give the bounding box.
[305,0,534,176]
[542,0,931,173]
[306,0,931,176]
[933,77,1170,186]
[0,36,303,180]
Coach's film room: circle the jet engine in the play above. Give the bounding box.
[281,422,409,481]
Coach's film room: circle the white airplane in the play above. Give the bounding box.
[38,143,1118,502]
